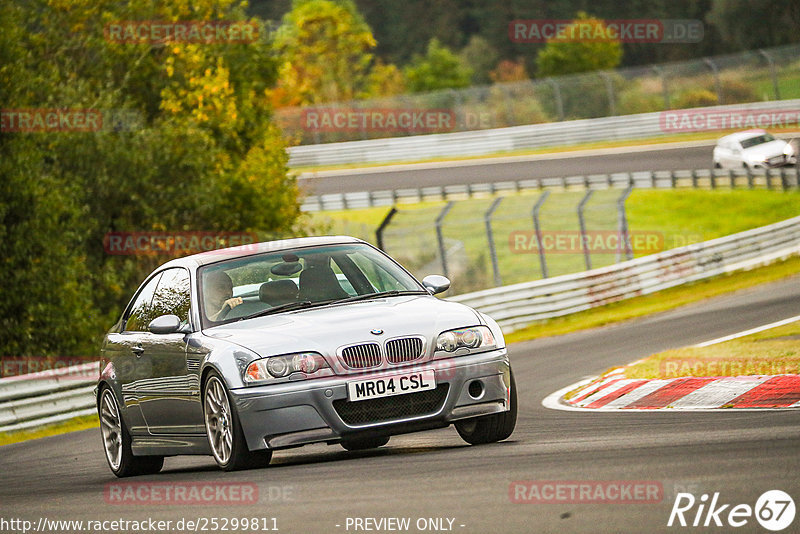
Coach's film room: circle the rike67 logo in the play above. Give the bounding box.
[668,490,795,531]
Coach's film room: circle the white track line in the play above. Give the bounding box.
[693,315,800,347]
[542,313,800,412]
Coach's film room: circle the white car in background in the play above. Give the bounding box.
[713,129,796,169]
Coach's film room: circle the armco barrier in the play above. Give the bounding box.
[450,215,800,332]
[301,165,800,211]
[287,99,800,168]
[1,216,799,433]
[0,361,98,433]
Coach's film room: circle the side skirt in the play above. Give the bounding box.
[131,434,211,456]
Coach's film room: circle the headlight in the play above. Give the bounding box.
[435,326,496,354]
[783,143,794,156]
[244,352,329,383]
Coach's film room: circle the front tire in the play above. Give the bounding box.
[203,372,272,471]
[455,370,517,445]
[99,386,163,477]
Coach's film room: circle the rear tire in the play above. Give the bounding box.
[203,372,272,471]
[99,386,164,477]
[455,370,517,445]
[341,436,390,451]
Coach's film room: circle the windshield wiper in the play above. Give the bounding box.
[330,290,428,305]
[236,300,315,321]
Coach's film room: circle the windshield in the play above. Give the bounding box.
[198,242,424,327]
[740,133,776,149]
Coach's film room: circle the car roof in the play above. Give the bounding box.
[717,129,769,143]
[158,235,367,270]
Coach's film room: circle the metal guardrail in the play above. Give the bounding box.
[450,215,800,332]
[288,99,800,168]
[2,215,799,433]
[0,362,98,433]
[301,165,800,211]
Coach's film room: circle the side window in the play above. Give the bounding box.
[151,268,191,326]
[124,273,163,332]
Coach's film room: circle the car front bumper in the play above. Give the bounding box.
[230,349,512,451]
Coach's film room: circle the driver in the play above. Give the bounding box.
[205,271,243,321]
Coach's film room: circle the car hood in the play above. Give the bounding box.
[743,139,789,160]
[202,295,485,358]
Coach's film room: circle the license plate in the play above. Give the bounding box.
[347,370,436,402]
[769,156,784,164]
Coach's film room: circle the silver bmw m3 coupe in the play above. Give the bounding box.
[97,236,516,476]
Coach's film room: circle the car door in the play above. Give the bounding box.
[135,267,205,434]
[105,272,163,435]
[727,141,744,167]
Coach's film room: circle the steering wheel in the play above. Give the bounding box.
[216,301,232,320]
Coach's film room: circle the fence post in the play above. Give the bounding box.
[703,58,723,105]
[375,207,398,251]
[577,189,594,271]
[600,71,616,116]
[547,78,565,121]
[532,191,550,278]
[758,49,781,100]
[616,186,634,262]
[652,66,670,109]
[485,197,504,287]
[435,201,455,278]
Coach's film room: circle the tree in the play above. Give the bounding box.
[707,0,800,51]
[404,38,473,93]
[271,0,377,105]
[460,35,499,85]
[1,0,299,358]
[535,12,623,77]
[489,59,529,83]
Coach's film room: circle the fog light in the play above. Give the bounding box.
[468,380,484,399]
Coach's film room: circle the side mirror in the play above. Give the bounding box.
[422,275,451,295]
[148,314,182,335]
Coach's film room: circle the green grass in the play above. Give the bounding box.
[620,319,800,380]
[311,188,800,292]
[751,72,800,100]
[0,414,99,447]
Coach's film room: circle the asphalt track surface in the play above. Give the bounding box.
[2,275,799,533]
[299,145,713,195]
